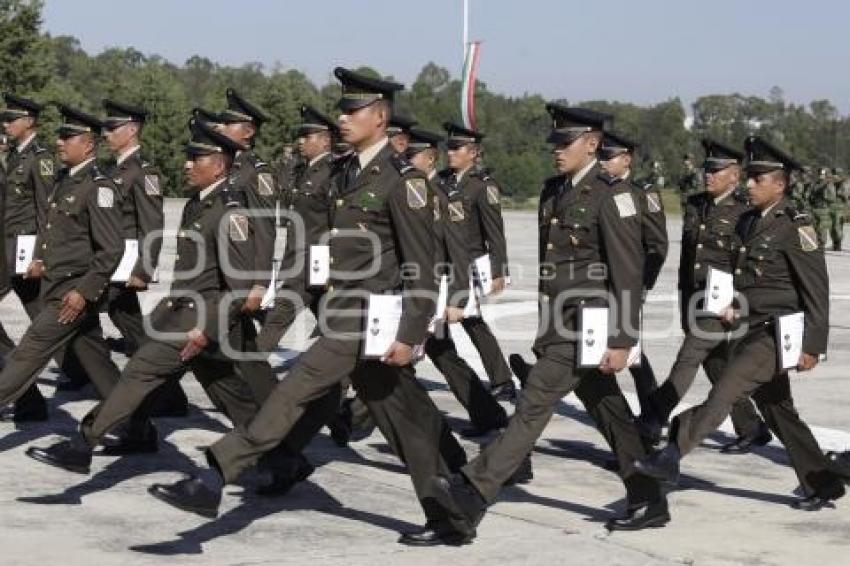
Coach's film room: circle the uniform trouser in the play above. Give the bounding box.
[460,316,513,388]
[654,318,765,437]
[829,205,845,250]
[671,325,845,498]
[462,342,660,507]
[0,300,130,414]
[7,276,49,411]
[813,208,833,248]
[425,321,507,430]
[628,353,658,417]
[209,335,469,532]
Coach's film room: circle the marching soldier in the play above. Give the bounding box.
[637,139,771,453]
[809,167,835,248]
[829,167,845,250]
[100,98,189,416]
[25,117,265,474]
[408,127,508,438]
[678,153,702,208]
[144,67,475,547]
[430,105,667,534]
[0,104,153,450]
[387,113,417,154]
[440,121,516,402]
[635,136,846,512]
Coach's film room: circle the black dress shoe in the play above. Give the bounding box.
[508,354,532,389]
[720,425,772,454]
[101,422,159,456]
[791,494,836,511]
[1,405,49,423]
[148,476,221,518]
[105,337,128,354]
[430,474,487,527]
[633,444,680,484]
[256,460,315,496]
[605,499,670,531]
[397,523,475,546]
[489,381,517,402]
[634,412,663,446]
[26,439,93,474]
[826,450,850,481]
[327,405,353,447]
[504,454,533,486]
[460,417,507,439]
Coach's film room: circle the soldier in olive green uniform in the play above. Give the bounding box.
[809,167,835,248]
[637,139,770,453]
[829,167,846,250]
[636,136,846,512]
[440,122,516,402]
[0,104,153,448]
[0,156,13,365]
[789,168,810,214]
[147,68,474,547]
[431,106,667,534]
[100,99,189,416]
[677,153,702,208]
[26,117,265,474]
[387,113,417,154]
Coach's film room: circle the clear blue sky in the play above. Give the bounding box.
[42,0,850,114]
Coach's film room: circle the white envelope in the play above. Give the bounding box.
[578,306,641,368]
[14,235,36,274]
[363,294,403,358]
[261,259,279,310]
[308,244,330,287]
[703,267,734,315]
[110,240,140,282]
[776,312,804,369]
[473,254,493,296]
[428,275,450,333]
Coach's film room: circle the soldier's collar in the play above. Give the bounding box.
[16,132,37,153]
[68,156,97,178]
[199,177,227,202]
[116,145,141,166]
[714,186,736,205]
[570,158,597,186]
[308,151,331,168]
[356,136,389,171]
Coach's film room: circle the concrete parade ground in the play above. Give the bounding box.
[0,204,848,565]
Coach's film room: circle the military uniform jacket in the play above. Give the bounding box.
[679,189,750,303]
[443,166,509,279]
[537,164,643,350]
[629,178,668,290]
[732,200,828,354]
[34,160,123,303]
[809,181,836,209]
[431,172,471,308]
[230,150,276,289]
[279,152,332,294]
[3,137,55,271]
[326,143,437,345]
[148,183,255,345]
[105,149,164,283]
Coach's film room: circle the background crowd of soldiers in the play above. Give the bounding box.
[1,64,850,550]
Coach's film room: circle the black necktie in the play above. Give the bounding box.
[182,195,202,224]
[344,158,361,191]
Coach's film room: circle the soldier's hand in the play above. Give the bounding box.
[241,285,265,313]
[58,290,86,324]
[125,275,148,291]
[445,306,465,323]
[719,305,737,325]
[599,347,629,375]
[382,341,413,366]
[797,352,819,372]
[25,260,44,279]
[180,328,209,361]
[490,277,506,295]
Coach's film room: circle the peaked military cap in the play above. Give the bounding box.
[387,114,418,136]
[405,127,443,157]
[220,88,270,125]
[55,104,103,137]
[192,107,223,126]
[545,104,608,145]
[1,93,44,121]
[334,67,404,111]
[745,135,800,175]
[185,117,245,157]
[102,98,148,129]
[443,121,483,149]
[599,131,637,161]
[297,104,337,136]
[701,138,743,172]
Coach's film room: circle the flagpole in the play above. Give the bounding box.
[463,0,469,57]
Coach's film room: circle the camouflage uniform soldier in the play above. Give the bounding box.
[829,167,846,251]
[809,167,835,248]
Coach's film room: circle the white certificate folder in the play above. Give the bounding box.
[578,307,641,368]
[308,245,330,287]
[775,312,804,370]
[703,267,734,315]
[363,294,403,358]
[15,234,36,274]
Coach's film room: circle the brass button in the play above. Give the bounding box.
[696,243,703,249]
[739,246,746,252]
[50,202,56,208]
[331,228,339,235]
[327,285,334,292]
[336,199,344,206]
[699,224,706,230]
[694,263,701,269]
[329,257,334,265]
[735,268,742,275]
[41,243,46,249]
[547,243,554,250]
[289,205,294,210]
[166,300,173,308]
[573,223,580,229]
[46,223,51,229]
[758,255,764,260]
[188,302,195,309]
[550,218,558,225]
[541,295,549,302]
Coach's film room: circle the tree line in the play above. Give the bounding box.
[3,0,849,200]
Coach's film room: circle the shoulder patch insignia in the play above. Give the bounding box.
[486,185,500,205]
[144,174,161,196]
[257,172,275,196]
[39,158,54,177]
[614,192,636,218]
[97,186,114,208]
[229,214,249,241]
[406,178,428,209]
[646,192,662,213]
[798,226,818,252]
[433,196,441,221]
[448,201,465,222]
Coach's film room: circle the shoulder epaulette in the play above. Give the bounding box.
[597,172,620,186]
[221,186,247,208]
[32,142,46,154]
[92,165,107,182]
[390,153,415,176]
